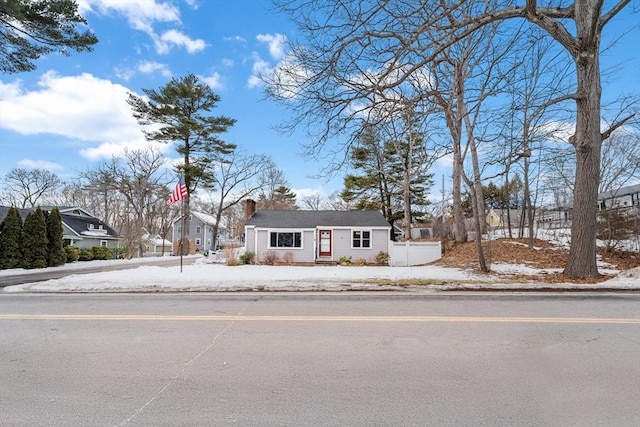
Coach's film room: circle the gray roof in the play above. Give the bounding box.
[598,183,640,200]
[245,210,391,229]
[0,205,119,238]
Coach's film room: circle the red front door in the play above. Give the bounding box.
[319,230,332,257]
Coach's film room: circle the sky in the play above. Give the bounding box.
[0,0,638,204]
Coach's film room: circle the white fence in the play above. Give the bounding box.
[389,241,442,267]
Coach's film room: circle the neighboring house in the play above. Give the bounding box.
[536,207,573,229]
[141,228,172,256]
[244,202,392,264]
[0,206,121,249]
[598,184,640,212]
[171,210,229,254]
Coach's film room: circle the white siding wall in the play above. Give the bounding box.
[331,228,389,262]
[253,228,315,263]
[247,226,390,264]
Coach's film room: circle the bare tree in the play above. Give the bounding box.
[83,148,171,257]
[300,193,323,210]
[3,168,62,208]
[270,0,634,278]
[203,151,269,252]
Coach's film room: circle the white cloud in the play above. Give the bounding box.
[265,54,313,98]
[533,120,575,142]
[158,29,206,54]
[138,60,172,77]
[114,66,136,81]
[256,33,287,59]
[183,0,199,9]
[0,71,152,161]
[247,53,271,88]
[17,159,63,171]
[200,72,224,90]
[79,0,181,32]
[224,35,246,43]
[80,0,205,55]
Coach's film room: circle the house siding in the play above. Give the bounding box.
[172,211,229,253]
[253,229,315,263]
[330,228,388,262]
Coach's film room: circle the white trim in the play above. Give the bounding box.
[351,228,372,249]
[268,229,304,249]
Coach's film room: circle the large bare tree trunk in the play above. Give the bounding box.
[563,7,603,278]
[564,54,602,277]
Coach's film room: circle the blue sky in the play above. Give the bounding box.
[0,0,638,203]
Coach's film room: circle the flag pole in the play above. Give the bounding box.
[180,196,183,273]
[168,174,188,273]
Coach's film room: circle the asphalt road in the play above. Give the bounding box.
[0,256,198,287]
[1,293,639,426]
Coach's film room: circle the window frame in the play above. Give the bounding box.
[351,229,372,249]
[268,230,303,249]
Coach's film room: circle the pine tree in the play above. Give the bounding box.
[0,0,98,73]
[0,207,23,269]
[22,207,48,269]
[257,186,298,210]
[46,207,66,266]
[128,73,236,255]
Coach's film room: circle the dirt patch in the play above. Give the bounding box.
[434,238,639,284]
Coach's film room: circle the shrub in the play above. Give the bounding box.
[65,246,80,263]
[79,248,94,261]
[338,256,352,266]
[262,250,279,265]
[0,206,23,270]
[22,208,48,269]
[375,251,389,265]
[222,245,240,266]
[354,258,368,266]
[283,252,294,265]
[91,246,111,260]
[239,251,255,265]
[46,207,66,267]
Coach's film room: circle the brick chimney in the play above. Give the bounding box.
[245,199,256,220]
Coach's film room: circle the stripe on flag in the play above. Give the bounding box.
[167,175,188,205]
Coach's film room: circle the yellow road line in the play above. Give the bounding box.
[0,314,638,324]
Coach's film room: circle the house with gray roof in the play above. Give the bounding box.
[244,201,392,264]
[0,206,120,250]
[171,210,229,254]
[598,183,640,212]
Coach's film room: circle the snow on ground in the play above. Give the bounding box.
[1,255,638,293]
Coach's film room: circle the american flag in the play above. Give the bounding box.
[167,175,188,205]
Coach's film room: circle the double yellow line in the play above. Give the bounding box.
[1,314,638,324]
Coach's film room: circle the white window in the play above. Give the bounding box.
[352,230,371,248]
[195,238,201,246]
[89,224,94,229]
[100,240,108,247]
[196,226,201,234]
[269,231,302,248]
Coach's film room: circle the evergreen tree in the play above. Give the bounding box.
[128,74,236,255]
[341,126,396,219]
[22,207,48,269]
[0,0,98,73]
[342,123,433,226]
[46,207,66,267]
[257,186,298,210]
[0,206,23,269]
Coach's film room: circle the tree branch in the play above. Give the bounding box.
[601,113,635,141]
[599,0,632,30]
